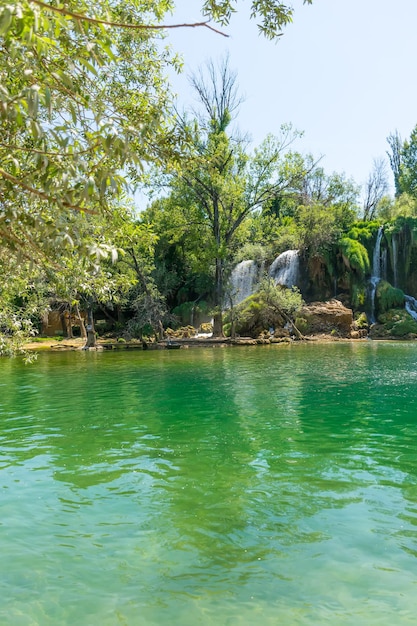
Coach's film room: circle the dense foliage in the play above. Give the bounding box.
[5,0,417,351]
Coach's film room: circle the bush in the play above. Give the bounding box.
[354,312,369,329]
[199,322,213,334]
[227,280,304,338]
[294,317,309,334]
[233,243,269,265]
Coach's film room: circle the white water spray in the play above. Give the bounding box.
[369,226,384,323]
[269,250,299,288]
[229,260,258,305]
[405,295,417,321]
[392,235,398,287]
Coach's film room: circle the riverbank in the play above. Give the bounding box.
[24,333,373,352]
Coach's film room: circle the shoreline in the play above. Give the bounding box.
[23,334,396,352]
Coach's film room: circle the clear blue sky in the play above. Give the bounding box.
[165,0,417,194]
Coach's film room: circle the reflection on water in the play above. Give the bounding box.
[1,344,417,624]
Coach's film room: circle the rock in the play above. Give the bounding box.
[350,329,367,339]
[301,299,353,337]
[232,338,257,345]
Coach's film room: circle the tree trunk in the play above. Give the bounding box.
[67,306,74,338]
[59,311,69,338]
[74,304,87,339]
[229,302,236,339]
[212,256,224,337]
[279,308,304,340]
[212,312,223,337]
[83,307,96,348]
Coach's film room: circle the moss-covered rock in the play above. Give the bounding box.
[339,237,370,278]
[369,308,417,338]
[376,281,405,314]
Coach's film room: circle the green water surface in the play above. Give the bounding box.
[1,342,417,625]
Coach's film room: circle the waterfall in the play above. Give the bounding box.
[392,235,398,287]
[269,250,299,288]
[381,248,388,281]
[372,226,383,279]
[405,295,417,321]
[369,226,384,323]
[229,260,258,305]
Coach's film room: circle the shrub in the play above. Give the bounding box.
[233,243,270,265]
[294,317,309,334]
[228,280,304,338]
[354,312,369,329]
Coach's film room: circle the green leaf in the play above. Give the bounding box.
[0,8,12,35]
[78,57,98,76]
[44,87,52,114]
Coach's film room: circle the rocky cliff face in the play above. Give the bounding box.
[300,300,353,336]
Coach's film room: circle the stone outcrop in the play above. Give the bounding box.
[300,299,353,337]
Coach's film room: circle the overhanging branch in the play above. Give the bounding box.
[0,167,96,214]
[29,1,229,37]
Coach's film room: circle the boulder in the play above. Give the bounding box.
[300,299,353,336]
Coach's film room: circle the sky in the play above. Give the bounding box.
[164,0,417,195]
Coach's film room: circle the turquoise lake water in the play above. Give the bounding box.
[1,342,417,625]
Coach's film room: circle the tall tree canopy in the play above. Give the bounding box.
[0,0,183,256]
[150,58,305,335]
[0,0,314,258]
[0,0,314,352]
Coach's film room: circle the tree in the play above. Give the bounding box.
[202,0,313,39]
[268,163,360,255]
[362,157,390,221]
[158,58,304,336]
[0,250,49,358]
[112,213,170,340]
[0,0,313,256]
[0,0,183,257]
[399,125,417,198]
[386,130,403,198]
[0,0,314,351]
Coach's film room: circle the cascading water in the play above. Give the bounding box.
[381,248,388,281]
[228,260,258,305]
[405,295,417,321]
[392,235,398,287]
[369,228,417,324]
[269,250,299,288]
[369,226,383,323]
